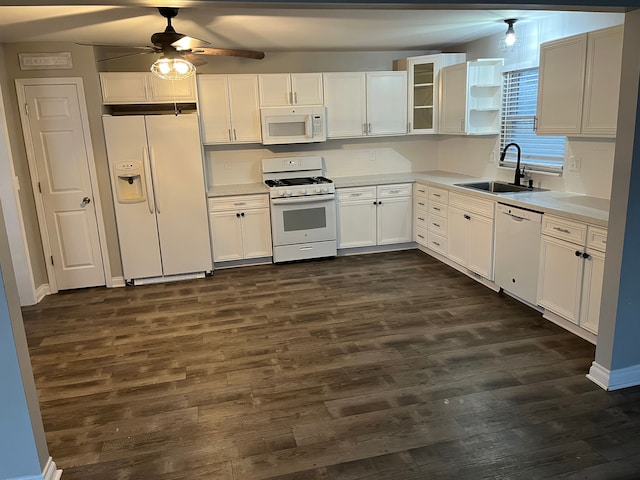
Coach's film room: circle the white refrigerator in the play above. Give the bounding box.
[103,113,212,283]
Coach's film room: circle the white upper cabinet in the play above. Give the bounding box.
[537,25,623,137]
[99,72,197,104]
[439,59,503,135]
[395,53,466,134]
[197,74,262,145]
[323,71,407,138]
[258,73,324,106]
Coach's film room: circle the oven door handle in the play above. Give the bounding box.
[271,194,335,205]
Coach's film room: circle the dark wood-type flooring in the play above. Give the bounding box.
[21,250,640,479]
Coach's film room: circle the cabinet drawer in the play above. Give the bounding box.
[449,192,494,218]
[427,213,448,236]
[414,210,428,230]
[414,183,429,199]
[428,202,448,217]
[542,215,587,244]
[587,226,607,252]
[377,183,412,198]
[428,187,448,204]
[427,232,447,255]
[337,186,377,202]
[415,197,428,210]
[209,194,269,212]
[415,225,428,247]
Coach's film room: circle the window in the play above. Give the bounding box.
[500,68,566,173]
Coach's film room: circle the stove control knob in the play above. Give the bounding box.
[286,190,293,196]
[321,186,329,193]
[301,189,307,195]
[279,191,286,197]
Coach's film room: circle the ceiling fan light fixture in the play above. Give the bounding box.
[499,19,520,52]
[151,56,195,80]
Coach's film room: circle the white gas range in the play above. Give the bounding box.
[262,156,337,263]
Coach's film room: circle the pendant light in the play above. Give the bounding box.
[150,56,195,80]
[499,19,520,52]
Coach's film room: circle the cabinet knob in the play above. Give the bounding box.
[464,214,471,220]
[241,212,245,217]
[575,250,582,257]
[236,213,241,218]
[582,252,590,259]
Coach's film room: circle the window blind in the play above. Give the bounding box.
[500,68,565,172]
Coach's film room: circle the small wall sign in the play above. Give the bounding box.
[18,52,73,70]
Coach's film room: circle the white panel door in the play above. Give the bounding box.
[23,83,105,290]
[537,235,584,323]
[291,73,324,105]
[102,115,163,281]
[197,75,232,144]
[580,249,605,334]
[467,214,494,280]
[377,196,412,245]
[144,114,211,276]
[447,205,469,267]
[439,63,467,134]
[366,72,408,136]
[210,211,244,262]
[323,72,367,138]
[537,34,587,135]
[582,26,623,137]
[337,199,377,248]
[259,74,292,106]
[228,75,262,143]
[241,209,273,259]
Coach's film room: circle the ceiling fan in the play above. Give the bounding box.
[93,7,265,79]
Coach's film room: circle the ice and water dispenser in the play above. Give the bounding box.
[113,161,146,203]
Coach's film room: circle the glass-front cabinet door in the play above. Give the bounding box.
[395,53,466,134]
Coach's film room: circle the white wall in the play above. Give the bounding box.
[439,11,624,199]
[205,136,439,185]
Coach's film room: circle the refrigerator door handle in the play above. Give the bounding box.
[148,147,161,214]
[142,146,155,214]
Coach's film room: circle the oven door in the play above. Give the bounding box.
[270,194,336,246]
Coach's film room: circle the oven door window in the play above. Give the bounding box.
[271,199,336,246]
[283,207,326,231]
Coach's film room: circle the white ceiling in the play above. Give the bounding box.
[0,4,566,52]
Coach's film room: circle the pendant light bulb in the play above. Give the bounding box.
[500,19,520,52]
[151,56,195,80]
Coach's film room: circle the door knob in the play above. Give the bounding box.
[81,196,91,207]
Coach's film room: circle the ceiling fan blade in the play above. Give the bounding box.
[182,53,208,67]
[171,35,210,51]
[77,43,154,50]
[97,51,157,63]
[191,47,265,60]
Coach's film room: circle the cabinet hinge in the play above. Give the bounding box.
[24,103,29,116]
[50,255,54,266]
[38,182,42,193]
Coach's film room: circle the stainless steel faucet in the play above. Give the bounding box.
[500,142,524,186]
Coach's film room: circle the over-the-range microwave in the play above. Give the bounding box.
[260,106,326,145]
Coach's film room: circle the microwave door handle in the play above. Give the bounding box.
[306,115,313,138]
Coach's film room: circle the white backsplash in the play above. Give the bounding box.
[437,135,616,199]
[204,136,439,186]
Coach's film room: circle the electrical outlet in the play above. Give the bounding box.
[568,155,581,172]
[224,161,232,170]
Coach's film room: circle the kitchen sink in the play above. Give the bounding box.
[455,181,548,194]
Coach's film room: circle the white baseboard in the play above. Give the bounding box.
[43,457,62,480]
[131,271,206,286]
[587,361,640,391]
[542,310,597,345]
[110,276,126,288]
[34,283,50,304]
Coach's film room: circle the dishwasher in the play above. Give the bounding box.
[494,203,543,305]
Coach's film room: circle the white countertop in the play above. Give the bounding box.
[208,171,609,227]
[334,170,609,227]
[208,183,269,197]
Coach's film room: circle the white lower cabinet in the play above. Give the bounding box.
[209,194,272,262]
[447,192,495,280]
[537,216,606,334]
[337,184,412,249]
[414,184,449,255]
